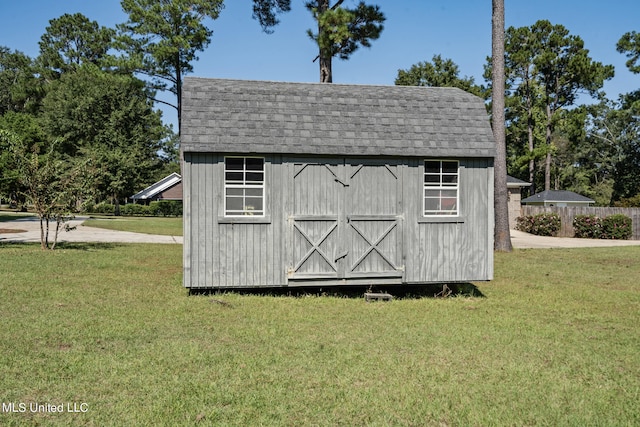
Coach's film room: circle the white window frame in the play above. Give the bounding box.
[423,159,459,217]
[224,156,265,217]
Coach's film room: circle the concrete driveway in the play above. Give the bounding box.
[2,215,639,248]
[0,216,182,244]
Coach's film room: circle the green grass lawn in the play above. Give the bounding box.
[0,212,35,222]
[83,216,183,236]
[0,243,639,426]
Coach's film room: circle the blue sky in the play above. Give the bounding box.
[1,0,638,129]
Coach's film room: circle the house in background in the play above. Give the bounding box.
[181,78,496,290]
[130,172,183,204]
[521,190,595,207]
[507,175,531,229]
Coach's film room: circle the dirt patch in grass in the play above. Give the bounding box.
[0,228,27,233]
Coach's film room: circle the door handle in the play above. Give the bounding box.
[334,249,348,262]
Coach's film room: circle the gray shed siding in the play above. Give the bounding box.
[183,154,493,288]
[181,78,495,289]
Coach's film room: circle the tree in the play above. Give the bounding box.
[0,112,47,205]
[617,31,640,74]
[501,25,545,195]
[117,0,224,134]
[38,13,115,78]
[499,20,614,193]
[0,47,41,115]
[253,0,385,83]
[491,0,511,251]
[41,64,167,213]
[2,130,86,249]
[395,54,484,97]
[610,92,640,201]
[531,20,614,191]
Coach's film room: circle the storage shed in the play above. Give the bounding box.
[181,78,496,289]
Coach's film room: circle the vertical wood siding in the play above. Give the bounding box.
[184,155,494,288]
[403,158,493,283]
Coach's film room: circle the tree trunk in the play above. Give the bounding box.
[545,104,552,191]
[527,97,536,196]
[320,54,332,83]
[492,0,512,252]
[317,0,332,83]
[40,215,47,250]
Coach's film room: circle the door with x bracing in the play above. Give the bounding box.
[288,158,403,281]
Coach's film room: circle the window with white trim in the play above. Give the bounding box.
[224,157,265,216]
[424,160,459,216]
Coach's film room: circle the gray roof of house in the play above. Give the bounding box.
[181,78,496,158]
[521,190,595,204]
[130,172,182,200]
[507,175,531,187]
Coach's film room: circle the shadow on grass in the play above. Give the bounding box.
[0,241,125,251]
[53,242,126,251]
[189,283,485,300]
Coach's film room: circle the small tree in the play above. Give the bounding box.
[2,130,85,250]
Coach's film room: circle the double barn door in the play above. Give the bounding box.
[288,158,403,282]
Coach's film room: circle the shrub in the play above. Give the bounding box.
[573,215,603,239]
[613,194,640,207]
[150,200,182,217]
[91,202,115,215]
[516,212,561,236]
[600,214,632,240]
[121,203,151,216]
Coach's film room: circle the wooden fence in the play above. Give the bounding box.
[520,206,640,240]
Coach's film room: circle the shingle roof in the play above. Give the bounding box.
[181,78,496,158]
[507,175,531,187]
[521,190,595,204]
[130,172,182,200]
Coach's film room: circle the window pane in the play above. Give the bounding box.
[226,157,244,170]
[424,174,440,184]
[225,172,244,182]
[226,188,243,196]
[246,158,264,171]
[424,189,441,198]
[245,188,263,197]
[442,174,458,185]
[441,198,457,212]
[245,172,264,183]
[245,197,263,212]
[425,161,440,174]
[442,161,458,174]
[226,197,243,211]
[424,198,440,212]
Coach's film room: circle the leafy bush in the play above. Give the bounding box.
[573,213,632,240]
[601,214,632,240]
[573,215,602,238]
[121,203,151,216]
[150,200,182,217]
[516,212,561,236]
[613,194,640,207]
[87,201,182,217]
[90,202,115,215]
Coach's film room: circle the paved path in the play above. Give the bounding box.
[0,216,182,244]
[510,229,640,249]
[2,215,639,248]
